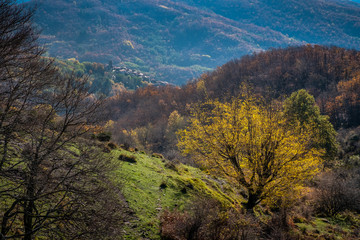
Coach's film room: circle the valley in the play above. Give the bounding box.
[1,1,360,239]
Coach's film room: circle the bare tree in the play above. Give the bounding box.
[1,72,125,239]
[0,0,56,171]
[0,1,125,239]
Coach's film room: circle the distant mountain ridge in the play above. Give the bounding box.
[28,0,360,84]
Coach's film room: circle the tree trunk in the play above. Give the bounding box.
[244,192,260,210]
[24,201,34,240]
[24,159,37,240]
[24,188,35,240]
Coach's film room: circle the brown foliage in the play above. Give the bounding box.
[313,168,360,216]
[199,45,360,128]
[160,199,260,240]
[329,75,360,128]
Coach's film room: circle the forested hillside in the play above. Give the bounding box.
[98,45,360,239]
[105,46,360,153]
[27,0,360,84]
[3,1,360,240]
[99,45,360,239]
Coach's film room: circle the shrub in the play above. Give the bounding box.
[163,149,182,162]
[97,132,112,142]
[313,169,360,216]
[107,142,117,149]
[127,147,138,152]
[180,187,187,194]
[160,182,168,189]
[164,161,178,172]
[119,143,130,151]
[261,207,295,240]
[102,146,111,153]
[160,198,260,240]
[118,153,137,163]
[152,153,164,159]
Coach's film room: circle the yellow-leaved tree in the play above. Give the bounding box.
[178,98,323,209]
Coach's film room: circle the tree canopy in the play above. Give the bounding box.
[283,89,338,162]
[178,97,323,209]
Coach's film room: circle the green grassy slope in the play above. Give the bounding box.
[111,149,242,239]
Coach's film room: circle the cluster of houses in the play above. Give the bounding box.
[112,66,150,80]
[112,66,174,86]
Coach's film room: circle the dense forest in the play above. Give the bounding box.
[2,0,360,240]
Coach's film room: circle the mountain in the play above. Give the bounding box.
[28,0,360,84]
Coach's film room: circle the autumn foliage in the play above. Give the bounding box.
[105,46,360,145]
[178,97,323,209]
[331,75,360,128]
